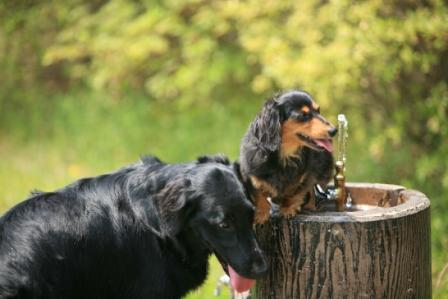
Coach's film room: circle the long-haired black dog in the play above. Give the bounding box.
[0,156,267,299]
[240,90,337,223]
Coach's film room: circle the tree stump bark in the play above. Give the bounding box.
[253,183,431,299]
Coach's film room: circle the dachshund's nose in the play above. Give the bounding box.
[328,127,338,137]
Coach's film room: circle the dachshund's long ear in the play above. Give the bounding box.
[251,99,282,152]
[154,177,193,238]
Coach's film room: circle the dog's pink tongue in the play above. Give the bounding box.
[228,265,256,293]
[315,139,333,152]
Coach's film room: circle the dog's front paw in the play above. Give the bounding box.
[254,209,270,224]
[302,198,317,211]
[280,205,301,218]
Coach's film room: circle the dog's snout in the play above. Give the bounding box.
[328,127,338,137]
[251,253,268,277]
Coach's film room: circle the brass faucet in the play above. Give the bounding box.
[334,114,348,211]
[334,160,346,211]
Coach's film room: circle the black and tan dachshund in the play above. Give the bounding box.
[240,90,337,223]
[0,156,267,299]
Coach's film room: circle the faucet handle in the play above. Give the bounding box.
[214,274,230,296]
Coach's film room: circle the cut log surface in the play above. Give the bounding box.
[253,183,431,299]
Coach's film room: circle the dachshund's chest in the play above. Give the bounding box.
[251,163,315,198]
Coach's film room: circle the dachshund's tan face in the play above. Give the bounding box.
[280,96,336,158]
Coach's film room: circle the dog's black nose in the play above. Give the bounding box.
[328,127,338,137]
[251,254,268,276]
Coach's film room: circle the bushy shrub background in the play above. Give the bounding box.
[1,1,447,297]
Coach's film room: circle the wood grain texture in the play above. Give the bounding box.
[253,187,431,299]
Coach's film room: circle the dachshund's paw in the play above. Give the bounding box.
[254,209,270,224]
[280,205,301,218]
[302,199,317,211]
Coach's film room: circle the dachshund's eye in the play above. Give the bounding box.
[217,221,230,229]
[296,112,311,121]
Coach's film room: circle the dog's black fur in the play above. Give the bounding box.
[0,156,267,299]
[239,90,336,223]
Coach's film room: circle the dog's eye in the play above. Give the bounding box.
[217,221,230,229]
[296,112,311,121]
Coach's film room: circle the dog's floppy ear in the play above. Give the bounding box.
[155,177,193,238]
[251,99,282,152]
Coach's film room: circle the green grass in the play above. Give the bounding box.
[1,90,447,297]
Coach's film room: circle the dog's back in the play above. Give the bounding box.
[0,157,202,299]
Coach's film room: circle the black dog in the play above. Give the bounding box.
[239,90,337,223]
[0,156,267,299]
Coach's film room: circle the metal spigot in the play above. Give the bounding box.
[333,114,348,211]
[214,274,230,296]
[334,160,347,211]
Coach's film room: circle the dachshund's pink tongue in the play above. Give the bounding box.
[228,265,255,293]
[315,139,333,152]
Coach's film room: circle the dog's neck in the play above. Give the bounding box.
[172,228,210,262]
[140,199,210,262]
[124,181,210,264]
[274,146,310,171]
[245,146,310,182]
[280,146,306,165]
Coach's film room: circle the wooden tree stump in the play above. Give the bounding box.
[253,183,431,299]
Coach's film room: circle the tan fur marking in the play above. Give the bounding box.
[280,119,306,158]
[312,102,320,111]
[280,117,333,158]
[301,106,310,113]
[281,117,333,159]
[253,191,271,224]
[306,118,332,138]
[250,176,278,197]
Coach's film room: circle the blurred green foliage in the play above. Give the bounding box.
[2,0,447,189]
[1,0,447,297]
